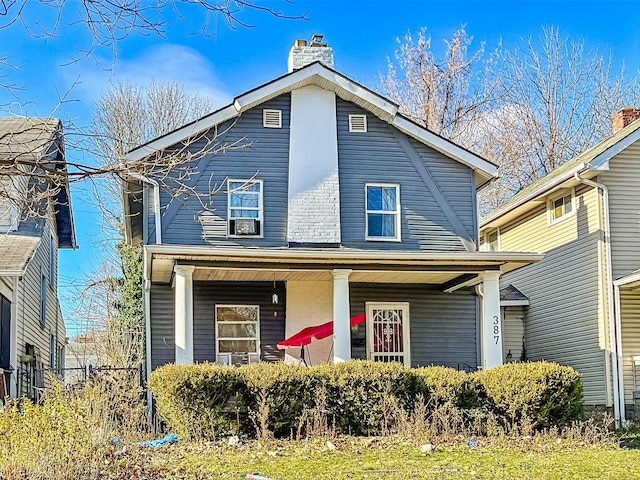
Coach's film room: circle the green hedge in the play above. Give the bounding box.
[148,363,244,439]
[148,360,583,439]
[473,361,584,428]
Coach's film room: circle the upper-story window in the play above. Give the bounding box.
[549,191,574,224]
[40,271,47,326]
[485,229,499,251]
[49,231,55,288]
[366,184,401,241]
[0,177,19,233]
[227,179,263,237]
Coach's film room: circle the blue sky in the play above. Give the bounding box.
[1,0,639,332]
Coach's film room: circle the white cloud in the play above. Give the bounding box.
[62,44,231,107]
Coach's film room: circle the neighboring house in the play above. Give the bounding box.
[479,108,640,424]
[123,35,540,384]
[0,117,76,400]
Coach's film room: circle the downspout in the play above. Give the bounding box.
[574,171,624,425]
[130,174,162,245]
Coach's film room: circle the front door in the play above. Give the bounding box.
[366,302,410,366]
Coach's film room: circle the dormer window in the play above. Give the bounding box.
[263,109,282,128]
[349,114,367,132]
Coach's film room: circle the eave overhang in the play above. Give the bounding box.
[143,244,542,286]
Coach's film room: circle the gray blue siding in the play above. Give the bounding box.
[349,284,478,368]
[152,95,477,251]
[336,99,473,251]
[150,281,286,370]
[158,96,291,247]
[150,284,175,370]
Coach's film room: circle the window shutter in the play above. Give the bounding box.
[263,109,282,128]
[349,114,367,132]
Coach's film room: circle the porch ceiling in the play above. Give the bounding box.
[145,245,542,286]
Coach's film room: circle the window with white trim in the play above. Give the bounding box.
[485,229,499,252]
[215,305,260,361]
[549,191,573,223]
[49,231,55,288]
[227,179,263,237]
[40,271,47,326]
[366,184,400,240]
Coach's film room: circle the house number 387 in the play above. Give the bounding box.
[493,315,500,344]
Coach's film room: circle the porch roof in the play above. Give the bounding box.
[144,244,542,289]
[614,269,640,290]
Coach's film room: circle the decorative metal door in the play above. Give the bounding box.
[367,303,410,366]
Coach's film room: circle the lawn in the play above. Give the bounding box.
[103,437,640,480]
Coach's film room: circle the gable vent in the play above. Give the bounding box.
[263,109,282,128]
[349,114,367,132]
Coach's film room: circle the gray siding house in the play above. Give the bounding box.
[124,36,539,379]
[0,117,76,399]
[480,108,640,425]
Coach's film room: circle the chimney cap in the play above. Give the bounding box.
[310,34,326,47]
[294,39,307,47]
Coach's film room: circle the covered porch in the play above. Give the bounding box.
[143,245,541,373]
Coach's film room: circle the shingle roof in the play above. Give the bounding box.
[500,284,529,302]
[0,117,61,159]
[0,234,41,274]
[481,117,640,226]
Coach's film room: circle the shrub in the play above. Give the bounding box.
[413,366,479,409]
[148,360,585,439]
[240,362,312,438]
[473,361,584,428]
[149,363,244,440]
[312,360,420,436]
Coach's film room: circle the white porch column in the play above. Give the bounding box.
[480,270,503,369]
[332,269,352,363]
[174,265,195,364]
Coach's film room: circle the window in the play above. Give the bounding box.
[349,114,367,132]
[549,192,573,223]
[40,272,47,326]
[366,184,400,240]
[485,229,499,252]
[227,179,263,237]
[0,295,11,370]
[215,305,260,362]
[49,334,55,369]
[263,109,282,128]
[49,232,55,288]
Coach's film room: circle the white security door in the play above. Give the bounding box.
[366,302,410,366]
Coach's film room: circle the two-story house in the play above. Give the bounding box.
[123,36,540,382]
[480,108,640,424]
[0,117,76,400]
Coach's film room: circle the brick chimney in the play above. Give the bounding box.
[287,34,334,72]
[612,107,640,133]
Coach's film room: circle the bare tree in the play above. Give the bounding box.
[68,81,219,367]
[382,26,640,213]
[381,27,504,150]
[477,27,640,212]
